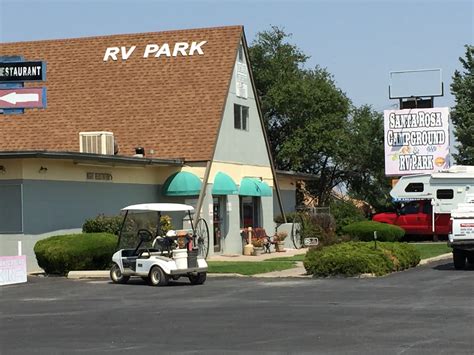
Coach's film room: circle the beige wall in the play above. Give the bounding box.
[0,159,180,184]
[277,175,297,191]
[0,158,275,188]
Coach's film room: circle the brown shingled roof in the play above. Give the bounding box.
[0,26,243,161]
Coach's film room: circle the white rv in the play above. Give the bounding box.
[373,166,474,237]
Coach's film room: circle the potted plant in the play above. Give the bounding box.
[252,238,264,256]
[274,231,288,252]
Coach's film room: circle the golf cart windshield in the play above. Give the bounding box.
[117,203,194,251]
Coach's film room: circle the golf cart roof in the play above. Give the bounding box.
[121,203,195,212]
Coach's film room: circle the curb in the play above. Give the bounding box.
[68,271,109,279]
[65,253,454,279]
[418,252,452,265]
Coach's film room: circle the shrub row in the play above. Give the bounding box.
[342,221,405,242]
[34,233,117,275]
[303,241,420,277]
[83,214,173,235]
[82,215,123,234]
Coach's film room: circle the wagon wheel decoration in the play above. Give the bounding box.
[291,213,306,249]
[195,218,210,259]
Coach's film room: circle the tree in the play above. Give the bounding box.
[249,27,352,205]
[450,45,474,165]
[344,106,392,211]
[249,26,308,158]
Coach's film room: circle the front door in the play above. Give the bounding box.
[213,197,225,252]
[240,196,260,228]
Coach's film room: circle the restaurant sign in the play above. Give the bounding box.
[0,61,46,82]
[384,107,450,176]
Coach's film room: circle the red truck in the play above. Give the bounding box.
[373,199,450,236]
[372,166,474,238]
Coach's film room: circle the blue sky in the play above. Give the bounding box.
[1,0,472,111]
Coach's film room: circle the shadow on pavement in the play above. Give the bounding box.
[432,262,474,271]
[107,278,197,287]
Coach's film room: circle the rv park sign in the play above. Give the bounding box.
[103,41,207,61]
[384,107,450,176]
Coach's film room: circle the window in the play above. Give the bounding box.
[234,104,249,130]
[400,202,420,215]
[240,196,260,228]
[405,183,424,193]
[238,44,244,63]
[437,189,454,199]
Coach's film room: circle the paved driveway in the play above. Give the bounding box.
[1,260,473,354]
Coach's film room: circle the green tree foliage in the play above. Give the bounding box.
[344,105,392,211]
[249,27,351,205]
[249,27,390,208]
[450,45,474,165]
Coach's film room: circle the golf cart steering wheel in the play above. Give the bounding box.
[134,229,153,256]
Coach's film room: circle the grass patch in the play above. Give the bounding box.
[268,254,306,262]
[413,243,451,259]
[207,261,297,275]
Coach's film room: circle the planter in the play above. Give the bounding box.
[253,247,264,256]
[275,241,286,252]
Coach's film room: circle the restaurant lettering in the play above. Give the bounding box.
[103,41,207,61]
[0,61,45,82]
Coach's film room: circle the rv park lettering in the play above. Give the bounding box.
[384,107,450,176]
[103,41,207,61]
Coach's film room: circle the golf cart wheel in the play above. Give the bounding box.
[148,266,169,286]
[453,250,466,270]
[292,213,305,249]
[110,263,130,284]
[189,272,207,285]
[196,218,210,259]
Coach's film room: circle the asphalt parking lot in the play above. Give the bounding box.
[1,260,473,355]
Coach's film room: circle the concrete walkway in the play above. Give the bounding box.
[207,247,308,262]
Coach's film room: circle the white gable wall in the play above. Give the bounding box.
[213,40,271,168]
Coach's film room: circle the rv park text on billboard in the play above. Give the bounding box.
[103,41,207,61]
[384,107,450,176]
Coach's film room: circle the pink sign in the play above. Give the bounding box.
[0,255,27,286]
[0,87,46,109]
[384,107,450,176]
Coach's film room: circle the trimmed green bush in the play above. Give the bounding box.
[34,233,117,275]
[303,241,420,277]
[82,215,123,234]
[329,199,366,234]
[342,221,405,242]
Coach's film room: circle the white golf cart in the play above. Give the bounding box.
[110,203,210,286]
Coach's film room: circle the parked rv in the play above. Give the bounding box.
[449,194,474,269]
[373,166,474,238]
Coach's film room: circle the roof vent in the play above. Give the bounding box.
[134,147,145,158]
[79,132,114,155]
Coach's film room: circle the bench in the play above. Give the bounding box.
[241,227,276,253]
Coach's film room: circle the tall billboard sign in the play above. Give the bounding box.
[384,107,450,176]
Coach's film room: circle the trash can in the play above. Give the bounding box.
[172,248,188,269]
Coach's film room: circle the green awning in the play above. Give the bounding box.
[162,171,202,196]
[257,180,272,197]
[212,172,238,195]
[239,178,273,197]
